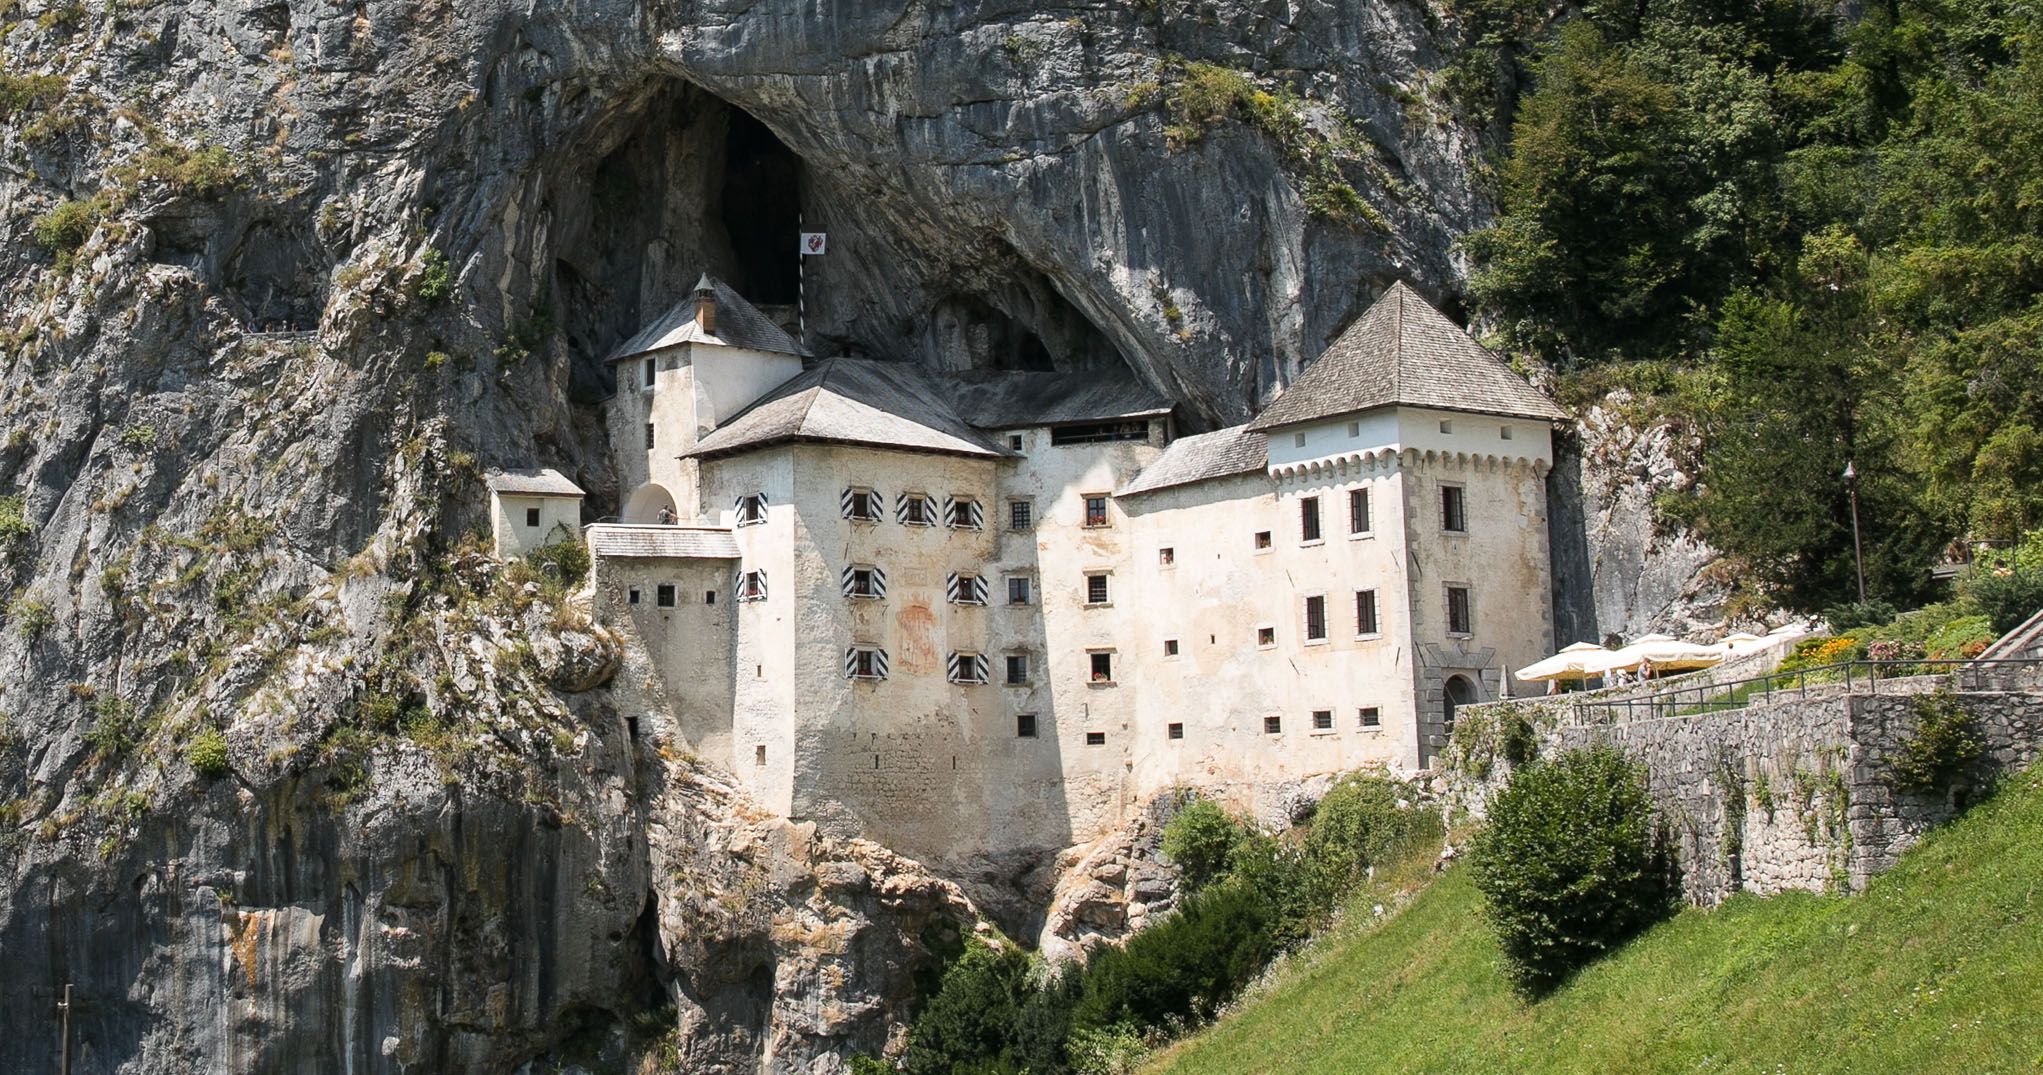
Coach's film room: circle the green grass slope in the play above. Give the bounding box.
[1152,764,2043,1075]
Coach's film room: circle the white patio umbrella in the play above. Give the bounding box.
[1515,641,1618,683]
[1717,631,1766,654]
[1609,633,1725,674]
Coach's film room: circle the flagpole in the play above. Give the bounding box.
[797,210,805,349]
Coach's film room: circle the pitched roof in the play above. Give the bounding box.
[1118,424,1269,497]
[585,524,740,559]
[941,369,1173,429]
[1246,282,1567,431]
[686,359,1008,461]
[486,468,586,497]
[607,275,807,361]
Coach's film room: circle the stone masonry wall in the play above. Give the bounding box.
[1454,675,2043,905]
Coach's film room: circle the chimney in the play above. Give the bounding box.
[693,273,717,336]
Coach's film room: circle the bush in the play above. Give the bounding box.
[1302,775,1424,897]
[8,596,52,638]
[1073,876,1279,1030]
[0,495,28,548]
[1469,747,1674,995]
[529,536,590,588]
[1823,599,1897,630]
[1961,550,2043,635]
[415,247,452,303]
[1925,615,1996,660]
[1158,797,1247,891]
[186,728,230,778]
[902,943,1060,1075]
[1887,689,1985,794]
[83,697,143,759]
[30,196,104,255]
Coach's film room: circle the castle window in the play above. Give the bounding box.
[1356,589,1379,636]
[644,422,655,450]
[755,744,766,766]
[844,646,889,680]
[1083,494,1110,528]
[1158,546,1175,567]
[1052,421,1147,445]
[1304,594,1327,642]
[1349,488,1372,535]
[1017,713,1039,738]
[1360,707,1381,728]
[897,493,936,526]
[1008,499,1033,531]
[1167,722,1184,740]
[948,572,988,605]
[1500,425,1514,440]
[736,570,769,602]
[1257,625,1276,648]
[628,588,641,605]
[1008,433,1024,452]
[947,652,989,684]
[944,496,984,530]
[525,506,541,527]
[842,564,886,600]
[642,357,656,389]
[1007,575,1033,605]
[705,590,716,604]
[1085,573,1110,606]
[735,493,768,527]
[1312,709,1334,731]
[1253,530,1272,551]
[1163,638,1179,657]
[1088,651,1114,683]
[1439,419,1454,434]
[1005,654,1029,685]
[842,487,883,522]
[1085,731,1107,746]
[1293,432,1306,447]
[1300,496,1322,543]
[1441,485,1466,533]
[1347,420,1361,437]
[1446,584,1473,635]
[1264,715,1282,735]
[656,584,676,608]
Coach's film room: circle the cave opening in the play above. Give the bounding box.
[718,109,801,306]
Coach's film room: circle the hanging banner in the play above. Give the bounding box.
[800,232,827,256]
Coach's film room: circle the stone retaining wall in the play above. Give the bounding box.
[1452,676,2043,905]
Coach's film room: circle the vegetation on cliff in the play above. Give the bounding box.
[1465,0,2043,614]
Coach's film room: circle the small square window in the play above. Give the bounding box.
[1500,425,1514,440]
[1167,722,1184,740]
[1009,500,1033,531]
[738,570,768,602]
[845,488,882,522]
[1293,432,1306,447]
[1439,419,1453,434]
[705,590,716,605]
[1083,494,1110,528]
[1312,709,1333,731]
[737,494,768,526]
[1264,715,1282,735]
[1085,731,1106,746]
[1347,420,1360,437]
[1017,713,1039,738]
[627,588,641,605]
[1163,639,1179,657]
[1254,530,1272,551]
[900,494,935,526]
[946,497,982,529]
[1158,547,1175,566]
[1086,574,1110,605]
[1089,652,1113,683]
[1006,654,1030,685]
[1359,707,1381,728]
[1257,626,1276,648]
[1007,576,1033,605]
[645,422,655,450]
[847,566,883,599]
[656,584,676,608]
[525,506,541,527]
[1008,433,1024,452]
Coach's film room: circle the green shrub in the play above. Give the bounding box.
[415,247,452,303]
[1302,774,1424,897]
[1823,599,1897,631]
[186,728,230,778]
[902,943,1061,1075]
[1961,537,2043,635]
[1925,615,1997,660]
[0,68,65,118]
[1158,797,1247,891]
[1067,1022,1146,1075]
[0,495,28,548]
[8,596,51,638]
[117,424,156,450]
[1887,689,1985,794]
[84,697,143,758]
[30,196,104,255]
[1073,876,1279,1030]
[1469,746,1675,995]
[529,536,590,588]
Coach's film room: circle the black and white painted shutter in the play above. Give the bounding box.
[942,497,985,530]
[841,487,882,519]
[946,573,988,605]
[946,652,989,684]
[735,569,768,601]
[841,565,887,598]
[845,647,889,679]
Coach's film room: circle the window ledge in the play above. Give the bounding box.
[1355,632,1382,642]
[1309,730,1339,737]
[1446,631,1474,639]
[1084,601,1113,610]
[1348,531,1375,540]
[1303,637,1330,647]
[1299,539,1325,548]
[1086,680,1117,689]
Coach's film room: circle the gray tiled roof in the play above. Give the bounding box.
[607,276,807,361]
[585,524,740,559]
[1118,424,1268,497]
[1246,282,1567,431]
[486,468,586,497]
[942,369,1173,429]
[686,359,1008,460]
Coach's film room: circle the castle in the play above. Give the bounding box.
[489,276,1565,869]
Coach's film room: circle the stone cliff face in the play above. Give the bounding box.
[0,0,1713,1069]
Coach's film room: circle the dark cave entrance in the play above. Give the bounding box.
[719,109,802,305]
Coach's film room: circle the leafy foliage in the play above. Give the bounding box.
[1469,747,1674,995]
[1157,798,1246,891]
[30,196,106,255]
[1887,689,1986,793]
[415,247,453,303]
[186,728,230,778]
[1960,530,2043,634]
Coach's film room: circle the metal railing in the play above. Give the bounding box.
[1571,656,2043,725]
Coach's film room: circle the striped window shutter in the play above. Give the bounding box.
[844,647,859,678]
[735,570,745,602]
[841,566,856,597]
[947,652,988,683]
[942,497,986,529]
[841,488,855,519]
[873,648,889,678]
[969,574,987,603]
[872,564,886,597]
[895,493,911,524]
[947,573,987,604]
[737,570,768,601]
